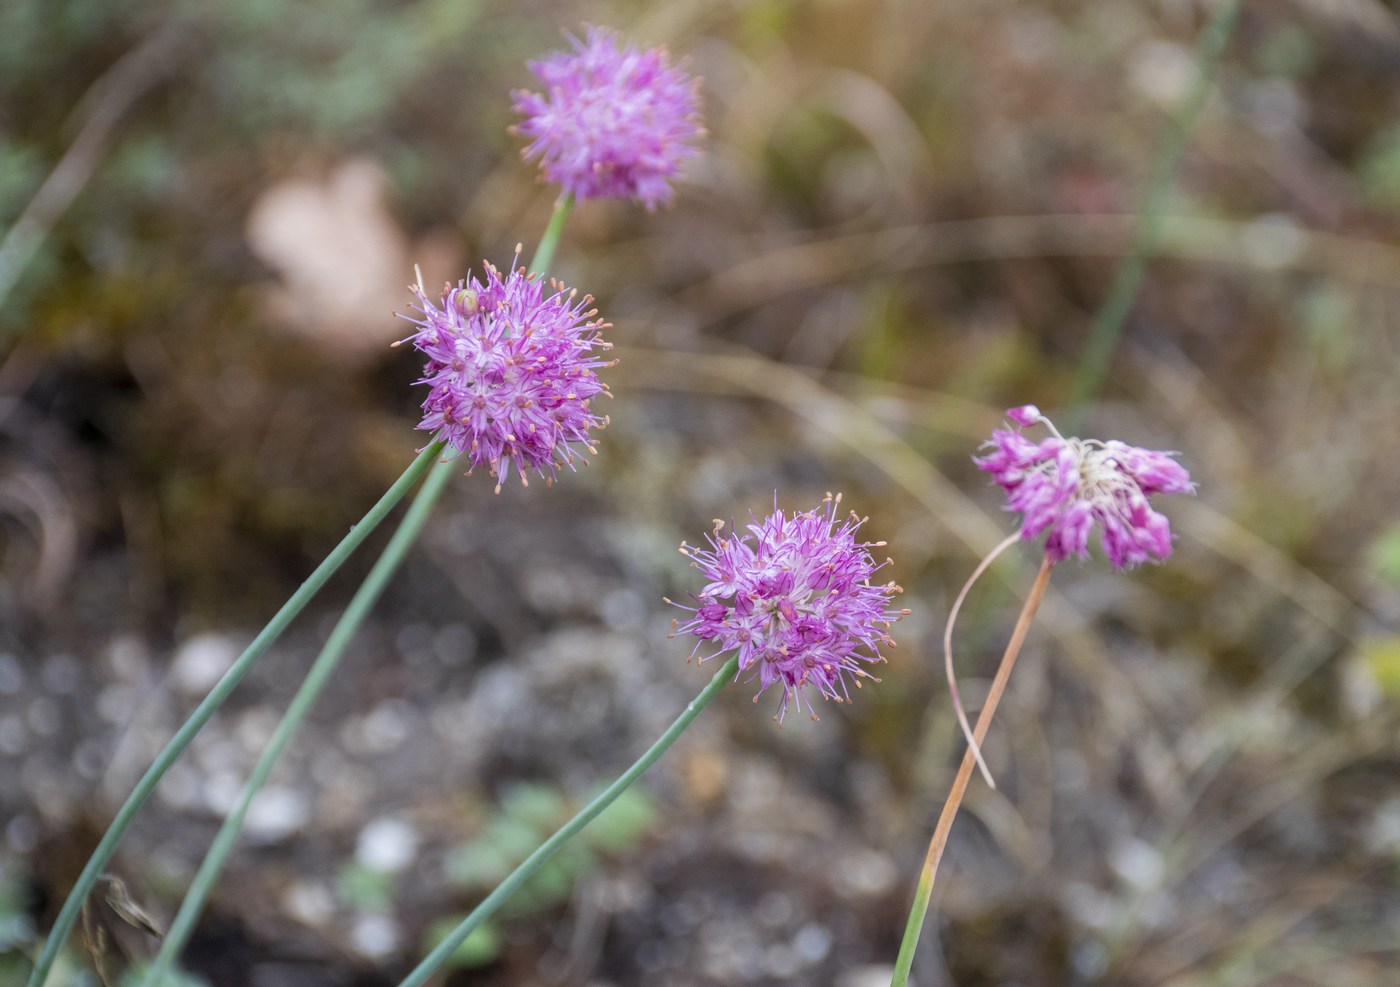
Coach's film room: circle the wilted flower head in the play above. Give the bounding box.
[399,261,613,492]
[513,26,703,209]
[975,404,1195,568]
[669,494,907,721]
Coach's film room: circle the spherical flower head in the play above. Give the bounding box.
[974,407,1195,568]
[399,261,614,492]
[669,494,907,722]
[512,26,704,209]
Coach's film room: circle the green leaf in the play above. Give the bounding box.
[586,789,657,853]
[337,862,396,912]
[1368,522,1400,588]
[500,783,569,831]
[423,916,501,970]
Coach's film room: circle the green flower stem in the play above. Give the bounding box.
[141,453,459,987]
[1065,0,1242,432]
[398,654,740,987]
[25,438,446,987]
[891,556,1053,987]
[529,192,575,276]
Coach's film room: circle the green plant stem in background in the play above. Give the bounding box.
[1065,0,1243,431]
[398,654,740,987]
[530,192,575,274]
[24,438,446,987]
[140,455,458,986]
[891,556,1054,987]
[136,166,578,986]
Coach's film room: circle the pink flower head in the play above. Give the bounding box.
[513,26,703,209]
[975,407,1195,568]
[399,261,614,492]
[669,494,907,722]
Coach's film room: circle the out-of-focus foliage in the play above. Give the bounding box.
[447,783,657,908]
[421,915,500,972]
[432,784,656,967]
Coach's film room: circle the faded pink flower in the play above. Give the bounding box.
[975,405,1194,568]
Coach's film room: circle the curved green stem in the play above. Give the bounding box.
[397,654,740,987]
[25,439,446,987]
[140,454,459,986]
[529,192,575,276]
[1065,0,1242,431]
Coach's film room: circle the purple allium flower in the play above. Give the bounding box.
[975,406,1195,568]
[512,26,703,209]
[399,261,614,492]
[669,494,907,722]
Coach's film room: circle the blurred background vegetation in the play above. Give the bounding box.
[4,0,1400,984]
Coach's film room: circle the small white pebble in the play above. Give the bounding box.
[836,964,896,987]
[350,914,400,958]
[245,787,310,842]
[283,880,336,928]
[1130,40,1194,106]
[203,771,243,815]
[7,814,39,853]
[356,817,419,873]
[360,701,411,753]
[1110,837,1164,891]
[793,923,831,963]
[170,633,240,694]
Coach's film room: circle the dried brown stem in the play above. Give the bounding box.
[908,554,1054,945]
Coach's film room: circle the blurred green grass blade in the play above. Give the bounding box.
[1065,0,1243,431]
[26,439,447,987]
[139,454,458,986]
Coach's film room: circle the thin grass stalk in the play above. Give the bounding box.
[25,438,446,987]
[1065,0,1243,430]
[891,555,1054,987]
[140,455,458,985]
[398,654,740,987]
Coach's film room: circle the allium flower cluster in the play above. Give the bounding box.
[400,261,613,492]
[975,405,1195,568]
[513,26,703,209]
[670,495,906,721]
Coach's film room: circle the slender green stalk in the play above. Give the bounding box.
[128,155,573,986]
[891,556,1053,987]
[529,193,574,275]
[398,654,740,987]
[1065,0,1242,431]
[25,439,446,987]
[140,455,458,986]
